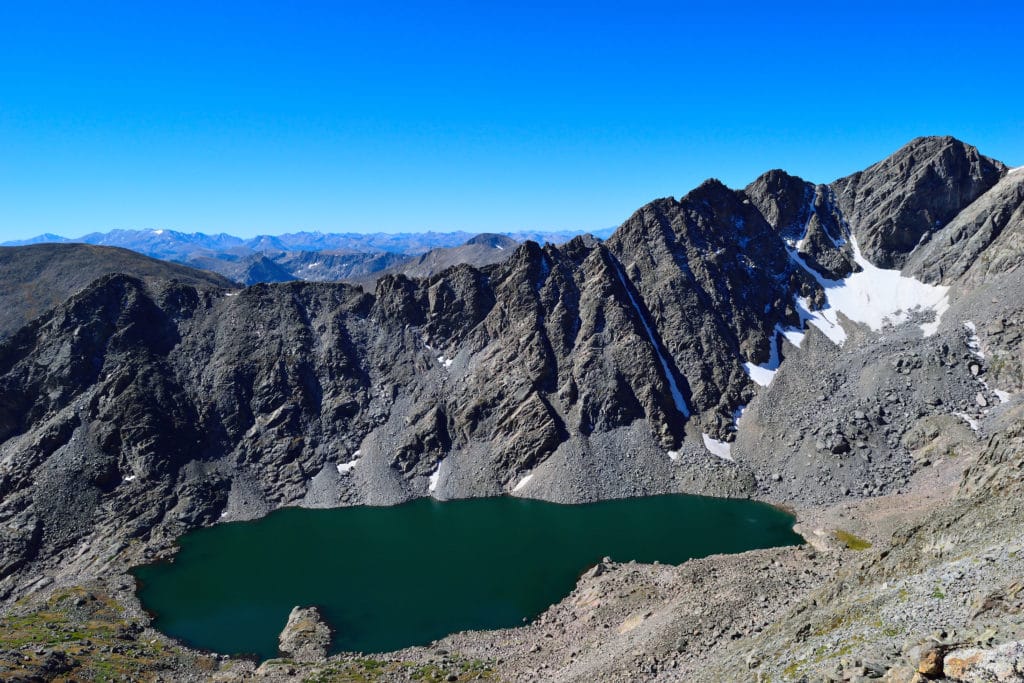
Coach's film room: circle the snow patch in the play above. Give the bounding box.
[964,321,984,359]
[743,361,777,387]
[953,412,980,432]
[336,458,360,474]
[611,260,690,416]
[743,327,783,387]
[123,475,136,482]
[666,450,680,461]
[794,296,847,345]
[536,255,551,290]
[428,461,443,493]
[1010,166,1024,175]
[153,229,164,235]
[789,237,949,342]
[731,405,747,431]
[993,389,1012,404]
[512,473,533,492]
[701,433,734,462]
[337,450,362,474]
[743,297,851,388]
[742,318,817,387]
[437,355,454,369]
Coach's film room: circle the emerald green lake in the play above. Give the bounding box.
[133,495,801,659]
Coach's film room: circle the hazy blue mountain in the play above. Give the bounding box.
[4,227,612,257]
[1,232,72,246]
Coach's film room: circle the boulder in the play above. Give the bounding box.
[917,646,946,677]
[944,640,1024,682]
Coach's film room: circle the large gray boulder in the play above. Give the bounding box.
[278,606,332,662]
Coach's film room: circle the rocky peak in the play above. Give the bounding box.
[372,273,426,325]
[831,135,1007,268]
[745,169,815,243]
[685,177,735,204]
[235,254,297,284]
[561,233,602,256]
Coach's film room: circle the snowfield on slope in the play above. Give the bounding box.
[701,433,734,462]
[512,473,533,492]
[793,237,949,339]
[428,460,443,493]
[744,235,950,388]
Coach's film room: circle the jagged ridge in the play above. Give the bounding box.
[0,135,1017,608]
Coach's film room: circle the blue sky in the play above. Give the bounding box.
[0,1,1021,240]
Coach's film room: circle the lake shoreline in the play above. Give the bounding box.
[132,493,802,659]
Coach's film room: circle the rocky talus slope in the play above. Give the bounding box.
[0,136,1022,681]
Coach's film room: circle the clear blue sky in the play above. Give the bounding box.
[0,1,1020,240]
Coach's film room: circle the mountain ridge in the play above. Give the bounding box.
[1,135,1023,681]
[3,228,614,286]
[0,243,235,338]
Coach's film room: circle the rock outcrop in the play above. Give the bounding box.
[278,606,332,662]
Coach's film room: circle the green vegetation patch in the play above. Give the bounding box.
[0,587,173,682]
[834,529,873,551]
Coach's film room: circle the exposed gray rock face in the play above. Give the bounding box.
[0,201,807,590]
[746,170,857,279]
[606,180,823,433]
[831,136,1006,268]
[278,606,332,662]
[744,169,813,243]
[184,250,409,285]
[943,640,1024,681]
[904,169,1024,285]
[276,250,409,282]
[185,250,414,285]
[187,235,520,287]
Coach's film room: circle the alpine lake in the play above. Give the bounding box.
[133,494,802,659]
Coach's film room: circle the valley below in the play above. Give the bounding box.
[2,136,1024,681]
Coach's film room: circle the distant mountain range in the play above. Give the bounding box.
[3,227,614,285]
